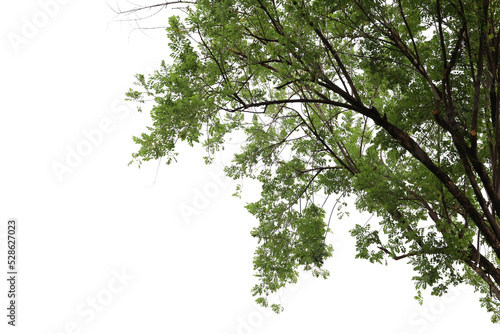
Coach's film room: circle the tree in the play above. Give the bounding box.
[121,0,500,321]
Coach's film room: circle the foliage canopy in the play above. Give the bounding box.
[123,0,500,321]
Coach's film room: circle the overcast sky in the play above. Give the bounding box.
[1,1,498,333]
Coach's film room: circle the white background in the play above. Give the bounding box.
[1,1,498,333]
